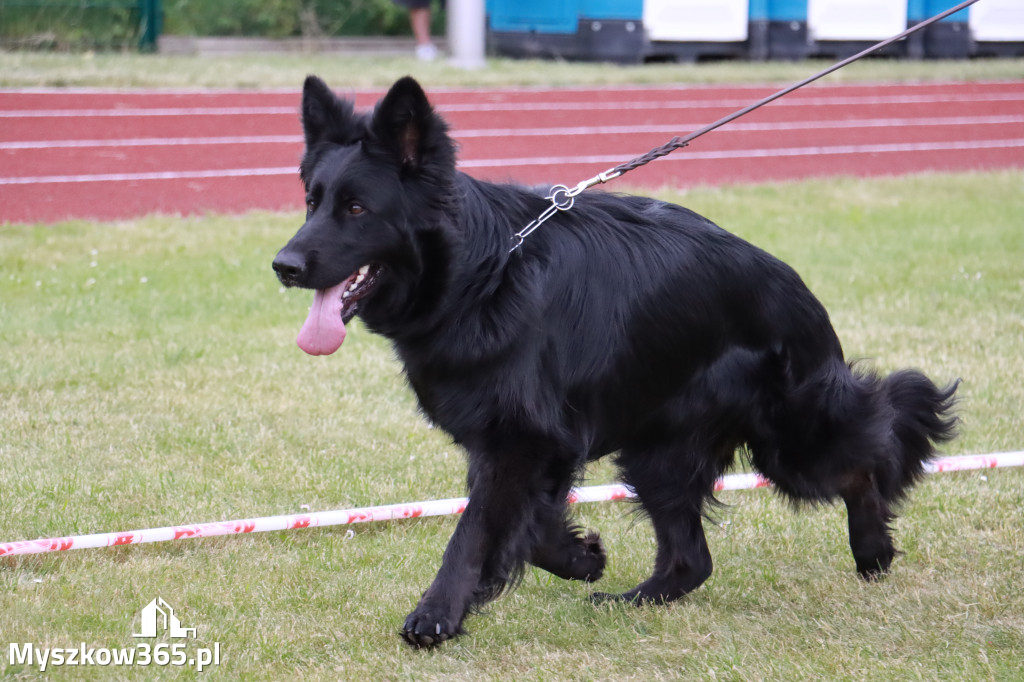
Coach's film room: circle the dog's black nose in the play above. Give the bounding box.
[272,250,307,285]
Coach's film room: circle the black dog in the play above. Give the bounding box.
[273,76,958,648]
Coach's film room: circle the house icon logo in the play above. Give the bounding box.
[133,597,197,639]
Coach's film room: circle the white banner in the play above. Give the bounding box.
[970,0,1024,41]
[808,0,908,41]
[643,0,749,42]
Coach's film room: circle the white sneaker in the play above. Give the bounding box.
[415,43,439,62]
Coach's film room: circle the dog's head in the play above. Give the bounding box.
[273,76,456,355]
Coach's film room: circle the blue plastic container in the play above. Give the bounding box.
[488,0,579,34]
[748,0,811,60]
[907,0,971,58]
[487,0,644,62]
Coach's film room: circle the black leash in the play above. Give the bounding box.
[510,0,982,253]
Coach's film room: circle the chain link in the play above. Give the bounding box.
[510,169,624,252]
[508,134,694,252]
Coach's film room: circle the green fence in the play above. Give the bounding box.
[0,0,162,51]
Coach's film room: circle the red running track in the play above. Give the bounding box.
[1,81,1023,224]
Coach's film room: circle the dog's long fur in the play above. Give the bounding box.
[273,76,958,647]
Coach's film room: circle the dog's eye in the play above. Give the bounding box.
[348,203,366,216]
[306,198,317,214]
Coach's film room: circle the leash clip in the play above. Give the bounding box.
[509,169,622,253]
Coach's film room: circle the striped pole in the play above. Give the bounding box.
[2,452,1021,558]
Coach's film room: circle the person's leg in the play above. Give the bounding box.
[410,6,437,60]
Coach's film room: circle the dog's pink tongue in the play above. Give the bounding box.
[296,282,348,356]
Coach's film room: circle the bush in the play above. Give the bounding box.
[0,5,144,51]
[163,0,444,38]
[0,0,446,51]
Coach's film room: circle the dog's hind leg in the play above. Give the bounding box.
[593,445,718,604]
[752,359,958,580]
[839,471,897,579]
[840,369,958,579]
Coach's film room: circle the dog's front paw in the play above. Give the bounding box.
[400,604,465,648]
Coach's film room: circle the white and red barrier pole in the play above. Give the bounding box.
[2,452,1021,558]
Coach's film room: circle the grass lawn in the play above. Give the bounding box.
[1,51,1023,89]
[1,169,1022,679]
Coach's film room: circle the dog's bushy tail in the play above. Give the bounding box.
[751,354,958,576]
[751,355,959,507]
[875,368,959,502]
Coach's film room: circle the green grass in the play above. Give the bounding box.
[2,171,1023,679]
[2,51,1023,89]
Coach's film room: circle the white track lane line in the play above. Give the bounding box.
[456,138,1024,170]
[2,91,1023,118]
[3,138,1023,185]
[4,115,1023,150]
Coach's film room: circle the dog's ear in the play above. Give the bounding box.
[301,75,362,149]
[369,76,452,172]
